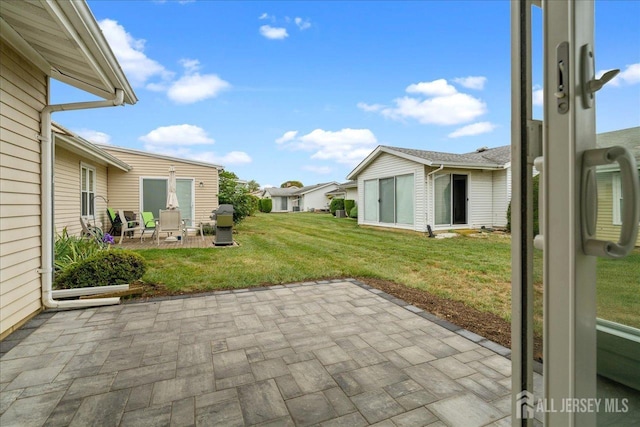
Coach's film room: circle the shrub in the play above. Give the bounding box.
[344,199,355,215]
[54,228,105,272]
[506,174,539,235]
[54,250,147,289]
[218,171,257,224]
[261,198,273,213]
[349,205,358,218]
[329,198,345,216]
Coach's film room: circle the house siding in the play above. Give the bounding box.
[301,184,338,211]
[596,171,640,247]
[101,147,219,227]
[0,41,47,337]
[492,168,510,227]
[54,146,109,236]
[357,153,426,231]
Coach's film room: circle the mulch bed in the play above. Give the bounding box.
[356,277,543,361]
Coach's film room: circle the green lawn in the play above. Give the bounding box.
[137,212,639,331]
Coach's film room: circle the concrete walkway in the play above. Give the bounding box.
[1,279,517,426]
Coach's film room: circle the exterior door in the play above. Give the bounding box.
[511,1,639,425]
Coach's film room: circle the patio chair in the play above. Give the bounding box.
[139,211,156,241]
[80,216,103,243]
[106,208,121,235]
[116,210,142,244]
[182,217,204,242]
[156,209,184,245]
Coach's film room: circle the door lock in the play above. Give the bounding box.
[581,44,620,109]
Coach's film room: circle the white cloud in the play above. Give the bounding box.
[302,165,332,174]
[406,79,457,96]
[448,122,497,138]
[357,102,385,112]
[602,63,640,87]
[277,128,377,165]
[258,12,270,20]
[98,19,172,87]
[139,124,214,146]
[453,76,487,90]
[276,130,298,144]
[168,72,231,104]
[75,129,112,145]
[260,25,288,40]
[295,17,311,30]
[365,78,487,126]
[532,85,544,106]
[200,151,252,165]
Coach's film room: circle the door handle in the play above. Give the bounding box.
[581,146,640,258]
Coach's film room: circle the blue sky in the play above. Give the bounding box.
[51,1,640,188]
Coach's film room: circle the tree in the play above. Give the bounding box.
[247,179,260,192]
[218,171,258,224]
[280,180,303,188]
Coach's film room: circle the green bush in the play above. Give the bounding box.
[54,250,147,289]
[261,198,273,213]
[329,198,345,216]
[344,199,355,215]
[54,228,105,272]
[218,171,258,224]
[506,174,539,235]
[349,205,358,218]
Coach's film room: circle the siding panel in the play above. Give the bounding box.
[101,147,219,227]
[0,41,45,336]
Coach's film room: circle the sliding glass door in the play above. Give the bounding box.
[141,178,194,221]
[363,175,414,225]
[434,173,467,226]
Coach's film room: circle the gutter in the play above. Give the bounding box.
[40,89,125,309]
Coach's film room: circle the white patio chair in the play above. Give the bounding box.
[117,210,142,244]
[156,209,184,245]
[182,217,204,242]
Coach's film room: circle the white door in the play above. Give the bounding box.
[511,1,639,425]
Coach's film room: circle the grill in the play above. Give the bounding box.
[210,204,234,245]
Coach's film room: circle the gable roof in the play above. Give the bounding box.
[97,144,224,170]
[0,0,136,104]
[347,144,510,180]
[596,127,640,159]
[293,182,339,196]
[264,187,299,197]
[52,122,131,172]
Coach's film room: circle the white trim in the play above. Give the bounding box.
[612,172,622,225]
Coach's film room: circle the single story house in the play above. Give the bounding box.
[1,0,137,338]
[98,145,222,228]
[325,181,358,203]
[595,126,640,247]
[262,182,339,212]
[346,145,511,232]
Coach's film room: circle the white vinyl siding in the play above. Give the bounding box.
[469,169,494,227]
[299,184,337,211]
[1,41,47,337]
[54,147,108,236]
[100,147,218,226]
[492,168,510,227]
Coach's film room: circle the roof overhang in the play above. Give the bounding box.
[296,182,339,195]
[97,144,224,170]
[52,123,131,172]
[0,0,137,104]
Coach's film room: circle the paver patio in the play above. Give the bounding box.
[0,279,527,426]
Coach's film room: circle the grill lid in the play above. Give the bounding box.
[213,204,234,215]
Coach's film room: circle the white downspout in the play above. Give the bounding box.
[40,89,124,309]
[426,164,445,228]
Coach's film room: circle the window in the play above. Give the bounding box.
[80,164,96,217]
[363,174,414,225]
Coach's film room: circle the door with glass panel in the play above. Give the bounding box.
[434,173,467,226]
[511,1,640,425]
[141,178,194,221]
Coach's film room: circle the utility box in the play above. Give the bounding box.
[211,204,234,245]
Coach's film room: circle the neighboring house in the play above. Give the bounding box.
[99,145,222,227]
[262,182,339,212]
[325,181,358,203]
[263,187,299,212]
[0,0,136,338]
[595,127,640,247]
[347,145,511,232]
[293,182,339,211]
[53,124,132,237]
